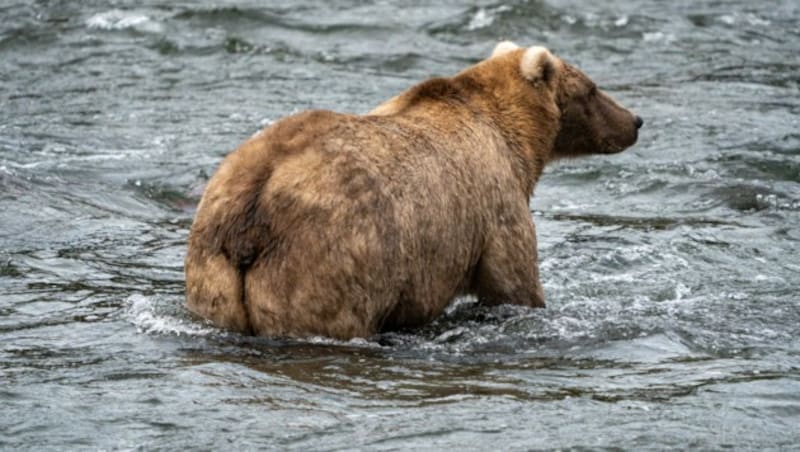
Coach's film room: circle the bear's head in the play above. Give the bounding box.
[490,41,642,159]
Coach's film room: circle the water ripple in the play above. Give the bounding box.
[1,0,799,449]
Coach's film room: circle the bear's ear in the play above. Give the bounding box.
[520,46,556,83]
[491,40,520,58]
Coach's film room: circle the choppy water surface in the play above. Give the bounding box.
[2,0,799,449]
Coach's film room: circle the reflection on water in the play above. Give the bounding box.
[1,0,799,449]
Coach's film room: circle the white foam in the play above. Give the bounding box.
[588,272,638,283]
[125,294,219,337]
[745,13,771,26]
[590,333,694,363]
[466,5,510,31]
[674,282,692,300]
[86,10,162,33]
[643,31,676,44]
[467,9,494,30]
[754,274,786,283]
[0,165,14,176]
[306,335,382,348]
[7,150,144,170]
[717,13,769,27]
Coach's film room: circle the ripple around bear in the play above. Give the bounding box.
[185,41,642,339]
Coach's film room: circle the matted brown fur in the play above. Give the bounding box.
[185,43,641,339]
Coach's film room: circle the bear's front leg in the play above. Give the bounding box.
[474,215,545,308]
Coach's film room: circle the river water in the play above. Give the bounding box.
[1,0,799,449]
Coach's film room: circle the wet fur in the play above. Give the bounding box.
[185,44,639,339]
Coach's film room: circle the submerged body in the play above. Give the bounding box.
[185,42,642,339]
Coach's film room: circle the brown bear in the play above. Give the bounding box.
[185,41,642,339]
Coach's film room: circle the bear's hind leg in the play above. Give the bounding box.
[185,251,252,334]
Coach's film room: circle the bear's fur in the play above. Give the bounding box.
[185,41,641,339]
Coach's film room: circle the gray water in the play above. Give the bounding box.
[1,0,799,449]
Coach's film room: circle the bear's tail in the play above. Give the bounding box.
[184,171,274,335]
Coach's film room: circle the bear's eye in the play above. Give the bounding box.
[588,85,598,97]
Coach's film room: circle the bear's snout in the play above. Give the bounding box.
[634,116,644,130]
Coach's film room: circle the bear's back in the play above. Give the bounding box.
[188,99,526,338]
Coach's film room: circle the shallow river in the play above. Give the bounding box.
[1,0,799,449]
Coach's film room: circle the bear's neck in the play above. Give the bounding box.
[373,74,558,198]
[457,73,559,197]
